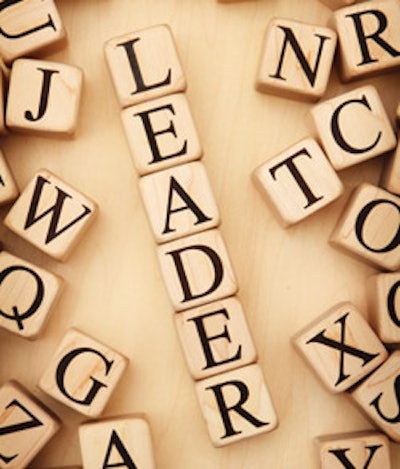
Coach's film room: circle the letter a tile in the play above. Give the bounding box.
[0,250,62,339]
[139,161,220,243]
[104,24,186,108]
[4,169,98,261]
[6,58,83,137]
[292,301,388,393]
[330,183,400,271]
[316,431,391,468]
[157,229,238,312]
[0,380,60,469]
[350,351,400,443]
[195,364,278,447]
[0,0,66,64]
[256,18,336,101]
[39,328,128,417]
[79,415,155,469]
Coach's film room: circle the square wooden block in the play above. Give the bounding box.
[292,301,388,393]
[121,93,202,176]
[0,250,62,339]
[195,363,278,447]
[0,0,66,64]
[0,70,7,136]
[350,351,400,443]
[104,24,186,108]
[139,161,220,243]
[319,0,359,9]
[316,431,391,468]
[79,414,155,469]
[4,169,98,261]
[0,149,18,206]
[309,85,396,171]
[175,296,257,380]
[6,58,83,137]
[39,328,128,417]
[332,0,400,81]
[157,229,238,312]
[252,138,343,227]
[381,141,400,195]
[0,380,60,469]
[368,272,400,344]
[330,183,400,271]
[256,18,337,101]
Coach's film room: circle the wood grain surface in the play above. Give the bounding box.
[0,0,399,467]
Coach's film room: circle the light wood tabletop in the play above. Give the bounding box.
[0,0,399,467]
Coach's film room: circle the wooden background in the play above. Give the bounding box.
[0,0,399,467]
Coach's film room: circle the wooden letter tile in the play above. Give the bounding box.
[4,169,98,261]
[350,351,400,443]
[381,140,400,195]
[6,58,83,138]
[157,229,238,312]
[121,93,202,176]
[79,414,155,469]
[330,183,400,271]
[139,161,220,243]
[255,18,337,101]
[0,380,60,468]
[316,431,391,468]
[252,138,343,227]
[104,24,186,108]
[292,301,388,393]
[39,328,128,417]
[332,0,400,81]
[309,85,396,170]
[319,0,360,9]
[195,363,278,447]
[0,0,66,64]
[0,149,18,206]
[175,296,257,380]
[0,250,62,339]
[368,272,400,344]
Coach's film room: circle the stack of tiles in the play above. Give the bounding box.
[105,24,278,447]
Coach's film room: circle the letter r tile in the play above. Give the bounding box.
[0,380,60,468]
[253,137,343,227]
[292,301,388,393]
[104,24,186,108]
[4,169,98,262]
[195,364,278,447]
[157,229,238,312]
[39,328,128,417]
[332,0,400,81]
